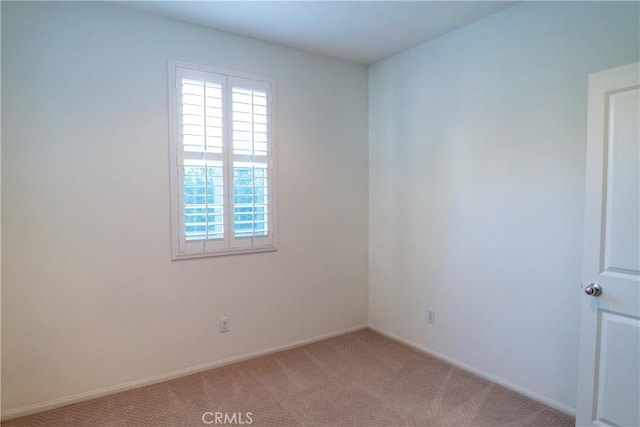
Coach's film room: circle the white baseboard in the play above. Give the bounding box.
[1,324,368,421]
[368,323,576,417]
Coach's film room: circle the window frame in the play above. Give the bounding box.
[168,60,278,260]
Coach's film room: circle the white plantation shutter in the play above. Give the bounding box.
[229,77,273,250]
[169,62,277,259]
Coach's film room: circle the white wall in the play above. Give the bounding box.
[1,2,368,414]
[369,1,639,413]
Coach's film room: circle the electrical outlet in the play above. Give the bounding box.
[220,317,230,333]
[427,310,435,324]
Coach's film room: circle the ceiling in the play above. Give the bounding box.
[123,1,516,65]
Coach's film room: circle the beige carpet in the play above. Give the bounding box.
[2,329,574,427]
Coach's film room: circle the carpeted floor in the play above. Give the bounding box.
[2,329,574,427]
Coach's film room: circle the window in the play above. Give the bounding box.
[169,61,277,259]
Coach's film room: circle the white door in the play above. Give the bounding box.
[576,62,640,427]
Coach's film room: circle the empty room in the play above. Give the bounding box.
[1,1,639,426]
